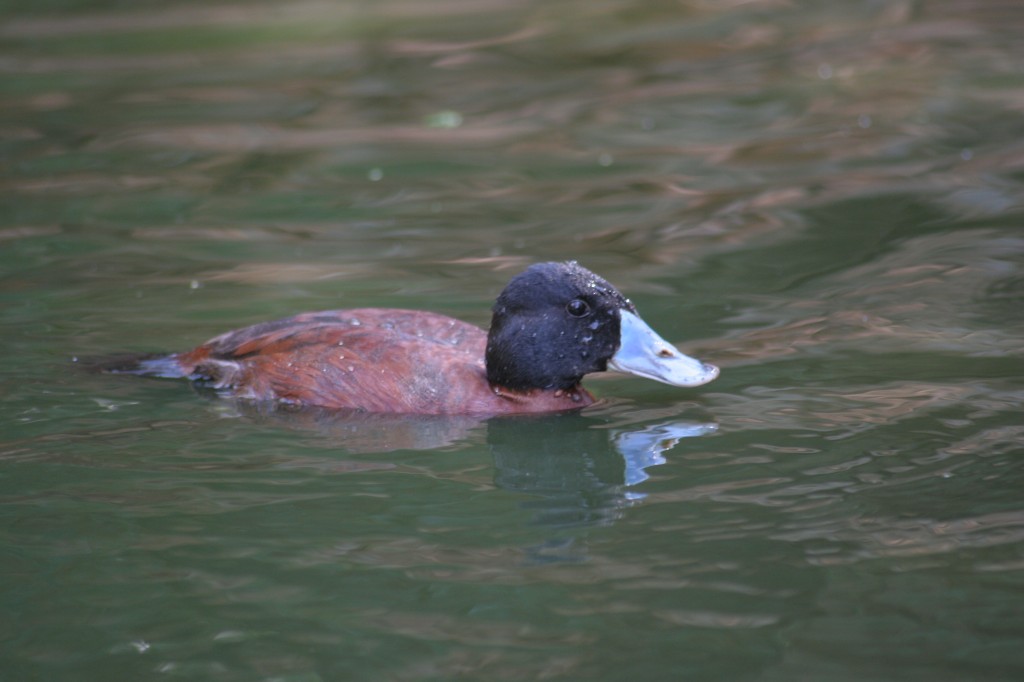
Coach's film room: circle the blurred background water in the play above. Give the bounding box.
[2,0,1023,680]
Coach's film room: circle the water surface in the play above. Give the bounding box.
[2,1,1023,680]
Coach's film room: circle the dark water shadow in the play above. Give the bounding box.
[231,400,487,453]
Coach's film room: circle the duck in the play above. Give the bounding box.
[116,261,719,414]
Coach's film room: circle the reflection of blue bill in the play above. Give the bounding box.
[616,421,719,488]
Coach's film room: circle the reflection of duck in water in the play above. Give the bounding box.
[112,262,718,414]
[487,413,717,528]
[225,400,715,529]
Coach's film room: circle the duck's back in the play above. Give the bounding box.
[159,309,491,413]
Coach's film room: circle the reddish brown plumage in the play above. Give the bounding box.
[167,309,594,415]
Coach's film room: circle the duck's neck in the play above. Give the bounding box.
[488,383,595,412]
[484,340,587,393]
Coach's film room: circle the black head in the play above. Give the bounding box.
[485,261,636,391]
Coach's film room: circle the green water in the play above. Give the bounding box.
[2,1,1024,680]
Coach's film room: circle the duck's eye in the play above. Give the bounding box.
[566,299,591,318]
